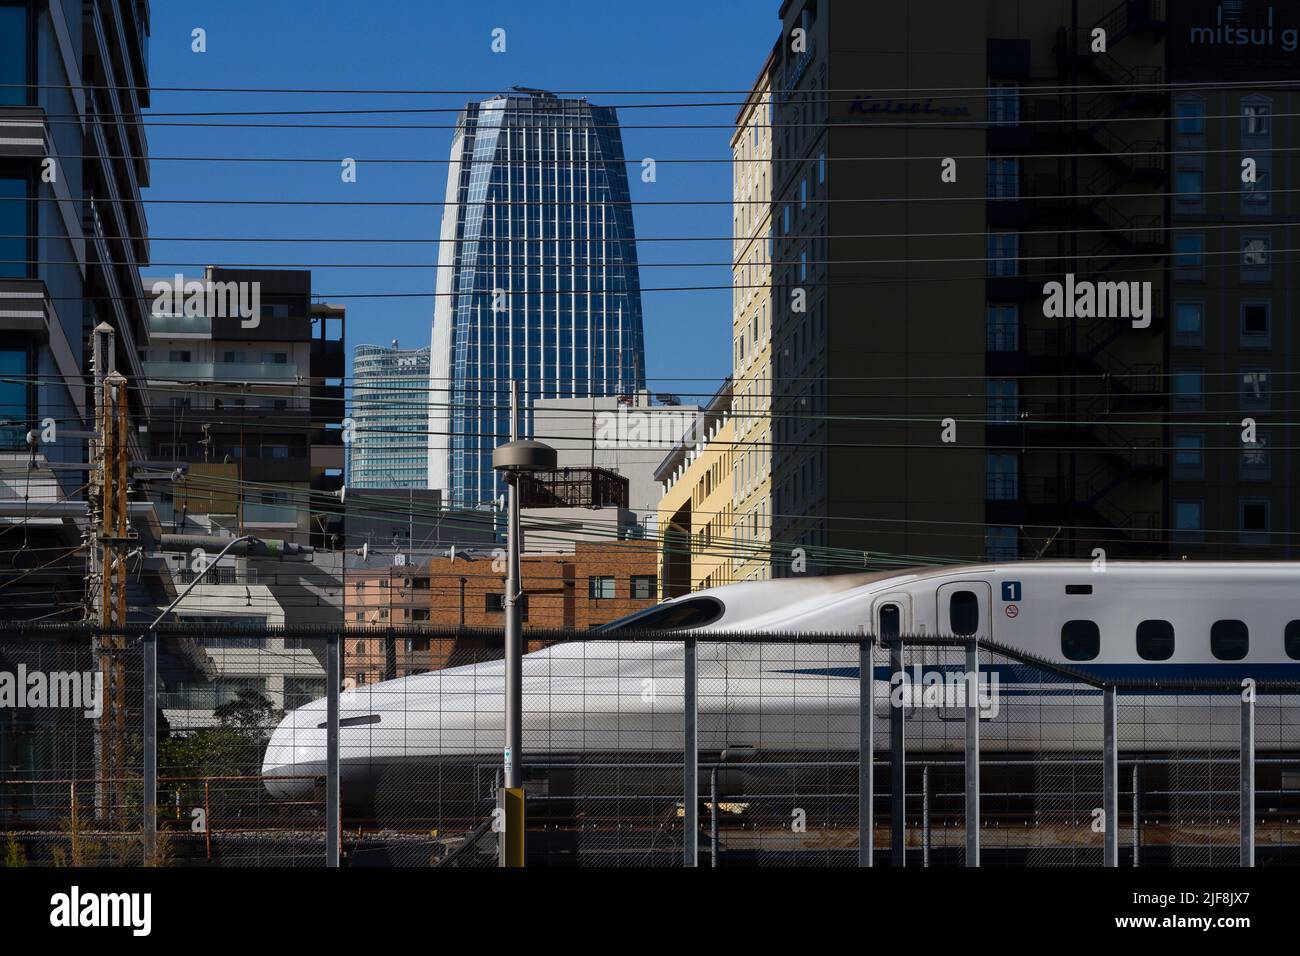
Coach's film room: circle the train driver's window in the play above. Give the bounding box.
[1061,620,1100,661]
[949,591,979,636]
[1286,621,1300,661]
[1211,620,1249,661]
[1136,620,1175,661]
[879,603,901,639]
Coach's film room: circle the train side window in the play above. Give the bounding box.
[1061,620,1100,661]
[1286,621,1300,660]
[1136,620,1175,661]
[949,591,979,636]
[1211,620,1249,661]
[879,603,901,639]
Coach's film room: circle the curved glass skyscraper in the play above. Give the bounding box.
[429,88,646,508]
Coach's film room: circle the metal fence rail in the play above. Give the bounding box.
[0,624,1296,867]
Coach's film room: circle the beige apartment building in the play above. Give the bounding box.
[731,51,777,583]
[655,383,736,596]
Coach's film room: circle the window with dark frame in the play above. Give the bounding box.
[1061,620,1100,661]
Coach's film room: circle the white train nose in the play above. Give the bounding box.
[262,709,326,799]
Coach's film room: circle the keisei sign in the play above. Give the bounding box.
[846,95,971,119]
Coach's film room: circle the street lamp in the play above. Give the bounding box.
[490,386,556,867]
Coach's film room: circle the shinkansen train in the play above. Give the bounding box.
[262,561,1300,805]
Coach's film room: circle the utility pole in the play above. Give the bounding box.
[87,321,130,824]
[491,381,555,867]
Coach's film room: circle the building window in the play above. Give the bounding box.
[1173,233,1205,280]
[1242,98,1271,137]
[782,204,790,234]
[985,453,1018,500]
[1240,368,1270,411]
[1241,433,1270,482]
[986,379,1018,423]
[1172,433,1204,481]
[1173,301,1203,348]
[0,173,28,278]
[0,5,28,106]
[1175,165,1205,211]
[1173,500,1204,542]
[588,576,615,600]
[985,525,1018,560]
[988,82,1020,126]
[630,575,657,600]
[1242,160,1271,214]
[1240,499,1270,545]
[986,304,1018,351]
[1240,301,1270,346]
[1242,235,1270,281]
[986,158,1019,199]
[1174,96,1206,135]
[1172,369,1203,411]
[986,232,1019,277]
[817,151,826,184]
[0,348,30,449]
[799,177,808,210]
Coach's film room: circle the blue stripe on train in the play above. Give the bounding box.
[773,663,1300,682]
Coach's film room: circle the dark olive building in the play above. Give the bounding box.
[769,0,1298,569]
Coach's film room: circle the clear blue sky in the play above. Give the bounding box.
[143,0,780,395]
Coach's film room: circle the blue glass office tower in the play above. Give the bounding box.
[428,89,646,508]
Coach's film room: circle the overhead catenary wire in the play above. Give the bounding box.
[13,76,1300,97]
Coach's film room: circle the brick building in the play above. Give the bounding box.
[343,542,659,683]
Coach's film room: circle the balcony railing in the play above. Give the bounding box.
[144,360,300,382]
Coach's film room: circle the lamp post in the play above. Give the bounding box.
[490,381,556,866]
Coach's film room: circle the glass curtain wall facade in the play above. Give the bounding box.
[428,89,646,508]
[350,343,431,488]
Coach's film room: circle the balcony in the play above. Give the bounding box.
[147,313,213,337]
[242,502,299,526]
[143,360,300,382]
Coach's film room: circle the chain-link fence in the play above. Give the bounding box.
[0,625,1294,866]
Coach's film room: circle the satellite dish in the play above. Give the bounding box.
[353,541,369,561]
[448,544,456,562]
[337,485,347,504]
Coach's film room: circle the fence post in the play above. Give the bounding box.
[1103,685,1118,867]
[326,630,340,867]
[858,634,873,867]
[890,639,905,867]
[142,629,157,864]
[1240,686,1255,867]
[921,764,930,867]
[710,766,719,868]
[964,640,980,867]
[683,635,698,867]
[1132,763,1140,867]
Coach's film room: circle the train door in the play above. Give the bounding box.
[871,592,912,640]
[937,582,992,638]
[871,593,911,719]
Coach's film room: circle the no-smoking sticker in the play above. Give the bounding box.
[1005,604,1019,618]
